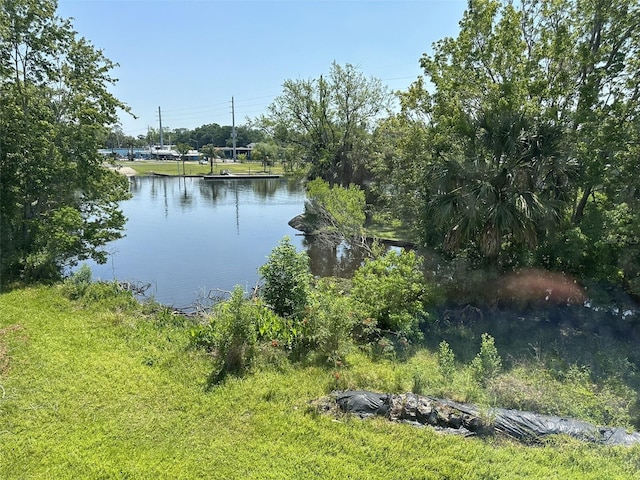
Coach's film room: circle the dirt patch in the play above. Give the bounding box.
[103,163,137,176]
[115,166,137,176]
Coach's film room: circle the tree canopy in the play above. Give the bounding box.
[257,62,392,187]
[0,0,131,282]
[379,0,640,280]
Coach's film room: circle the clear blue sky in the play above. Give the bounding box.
[57,0,467,138]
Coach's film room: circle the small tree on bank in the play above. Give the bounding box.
[258,237,311,320]
[304,178,367,247]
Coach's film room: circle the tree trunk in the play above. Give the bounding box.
[572,185,592,225]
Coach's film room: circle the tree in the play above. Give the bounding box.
[303,178,367,249]
[258,237,311,320]
[250,142,278,171]
[258,62,392,187]
[0,0,131,281]
[558,0,640,225]
[351,248,431,339]
[393,0,640,269]
[176,142,190,176]
[369,114,438,245]
[201,144,221,174]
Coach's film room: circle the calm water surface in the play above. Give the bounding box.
[85,176,308,307]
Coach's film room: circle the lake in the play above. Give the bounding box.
[76,176,640,333]
[84,176,313,308]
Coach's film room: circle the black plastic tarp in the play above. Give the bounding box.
[332,390,640,446]
[335,391,391,418]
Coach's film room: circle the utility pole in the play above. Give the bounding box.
[158,106,164,148]
[231,96,237,162]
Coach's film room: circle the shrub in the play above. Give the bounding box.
[305,279,357,366]
[258,237,311,320]
[471,333,502,385]
[61,264,93,299]
[304,178,366,242]
[351,248,430,339]
[437,340,456,380]
[190,286,258,385]
[255,300,302,349]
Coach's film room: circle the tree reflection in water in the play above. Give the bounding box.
[304,238,369,278]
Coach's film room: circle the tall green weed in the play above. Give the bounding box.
[258,236,311,319]
[190,286,258,385]
[471,333,502,385]
[305,278,357,366]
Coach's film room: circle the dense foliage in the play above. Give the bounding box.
[258,236,311,320]
[304,178,367,246]
[373,0,640,289]
[0,0,131,282]
[351,248,431,340]
[105,122,265,150]
[257,62,392,187]
[241,0,640,300]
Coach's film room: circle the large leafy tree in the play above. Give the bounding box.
[257,62,392,187]
[0,0,131,281]
[391,0,640,270]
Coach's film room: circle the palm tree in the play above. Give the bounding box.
[428,111,575,264]
[176,143,190,176]
[202,144,222,174]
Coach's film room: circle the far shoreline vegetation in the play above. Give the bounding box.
[2,0,640,477]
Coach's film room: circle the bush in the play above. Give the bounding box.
[537,198,640,289]
[258,237,311,320]
[305,279,357,366]
[351,248,431,339]
[190,286,258,385]
[304,178,366,242]
[61,264,93,299]
[255,300,302,349]
[437,340,456,380]
[471,333,502,385]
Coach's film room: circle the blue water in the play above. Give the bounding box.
[83,176,307,308]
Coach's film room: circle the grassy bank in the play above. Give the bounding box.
[115,160,285,177]
[1,285,640,478]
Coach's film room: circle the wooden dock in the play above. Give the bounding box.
[203,174,281,180]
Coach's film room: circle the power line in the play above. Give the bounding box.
[156,106,231,120]
[159,100,230,114]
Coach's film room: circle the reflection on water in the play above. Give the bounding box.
[84,175,375,307]
[305,239,369,278]
[85,176,313,307]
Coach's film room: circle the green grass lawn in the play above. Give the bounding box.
[115,160,285,177]
[1,286,640,479]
